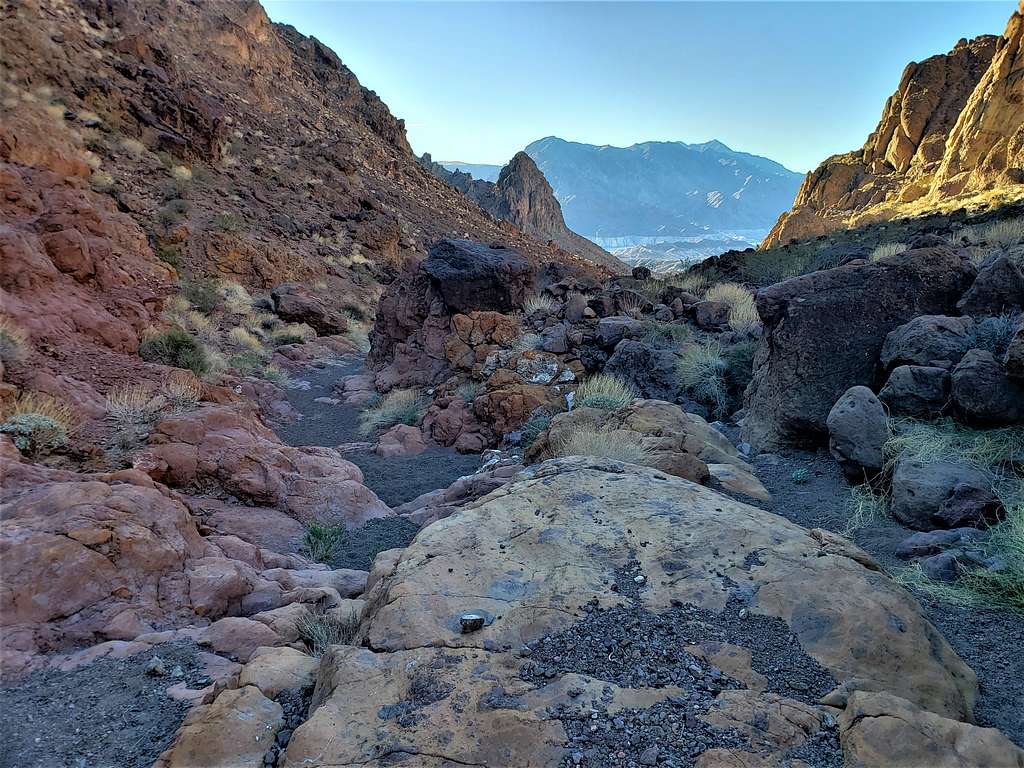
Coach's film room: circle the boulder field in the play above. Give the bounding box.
[157,458,1024,767]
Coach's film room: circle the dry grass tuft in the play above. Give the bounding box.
[227,326,265,353]
[957,217,1024,248]
[358,389,426,436]
[105,384,159,428]
[870,242,908,262]
[523,293,558,315]
[573,374,637,411]
[676,342,728,416]
[296,606,360,658]
[555,425,652,466]
[162,370,203,408]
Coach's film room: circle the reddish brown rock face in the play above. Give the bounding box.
[764,9,1024,248]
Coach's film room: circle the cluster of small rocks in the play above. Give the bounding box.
[263,687,312,766]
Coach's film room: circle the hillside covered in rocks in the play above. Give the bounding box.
[1,1,1023,768]
[765,5,1024,247]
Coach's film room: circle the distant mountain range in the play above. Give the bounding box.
[521,137,803,242]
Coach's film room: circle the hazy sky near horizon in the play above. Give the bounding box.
[263,1,1013,172]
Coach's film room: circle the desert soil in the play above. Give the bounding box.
[273,356,482,568]
[0,643,208,768]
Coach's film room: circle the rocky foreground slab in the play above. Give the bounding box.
[159,458,1024,767]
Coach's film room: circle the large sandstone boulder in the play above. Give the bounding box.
[826,386,889,482]
[259,458,984,766]
[139,405,392,525]
[422,238,533,314]
[743,245,975,449]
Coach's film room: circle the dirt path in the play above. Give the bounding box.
[753,448,1024,747]
[273,355,481,568]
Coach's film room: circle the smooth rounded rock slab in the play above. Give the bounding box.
[362,458,976,722]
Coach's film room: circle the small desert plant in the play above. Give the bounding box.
[163,295,191,323]
[555,425,652,466]
[884,418,1023,472]
[616,291,646,318]
[358,389,426,436]
[220,281,253,315]
[302,521,347,563]
[520,412,552,449]
[726,293,761,335]
[213,212,241,232]
[676,342,728,416]
[722,341,756,400]
[513,332,544,355]
[228,350,266,376]
[296,606,360,658]
[139,327,209,376]
[162,370,203,409]
[573,374,637,411]
[705,282,752,308]
[270,323,315,346]
[971,314,1020,358]
[665,271,711,295]
[120,137,147,157]
[0,317,28,362]
[156,199,190,227]
[169,165,192,183]
[843,481,891,534]
[791,468,810,484]
[261,364,289,385]
[228,326,265,354]
[181,278,221,313]
[456,381,482,403]
[642,320,690,348]
[0,393,74,457]
[523,293,558,315]
[105,383,159,428]
[870,242,908,262]
[154,244,181,269]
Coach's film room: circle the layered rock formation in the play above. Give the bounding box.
[421,151,627,273]
[764,6,1024,247]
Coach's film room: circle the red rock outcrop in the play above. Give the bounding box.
[764,6,1023,247]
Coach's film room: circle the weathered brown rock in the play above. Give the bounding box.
[270,283,347,336]
[139,404,392,525]
[839,691,1024,767]
[743,245,975,449]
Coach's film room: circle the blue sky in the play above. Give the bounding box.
[264,1,1014,172]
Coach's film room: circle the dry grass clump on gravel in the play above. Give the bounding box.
[105,384,160,429]
[957,217,1024,249]
[869,242,908,261]
[523,293,558,315]
[358,389,426,436]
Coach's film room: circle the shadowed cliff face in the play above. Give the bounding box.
[421,152,628,273]
[764,5,1024,248]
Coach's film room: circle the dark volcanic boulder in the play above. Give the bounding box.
[891,459,991,530]
[950,349,1024,425]
[878,365,951,418]
[270,283,347,336]
[956,254,1024,317]
[826,386,889,483]
[604,340,680,401]
[880,315,974,371]
[422,239,533,314]
[1007,316,1024,378]
[742,245,975,449]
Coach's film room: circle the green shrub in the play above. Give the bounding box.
[0,394,73,458]
[676,342,728,416]
[521,412,552,449]
[791,468,810,484]
[156,198,190,227]
[642,320,690,348]
[574,374,637,411]
[228,350,265,375]
[182,278,221,313]
[139,327,209,376]
[154,245,181,269]
[302,521,347,563]
[723,341,756,402]
[456,381,481,403]
[358,389,426,436]
[213,212,241,232]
